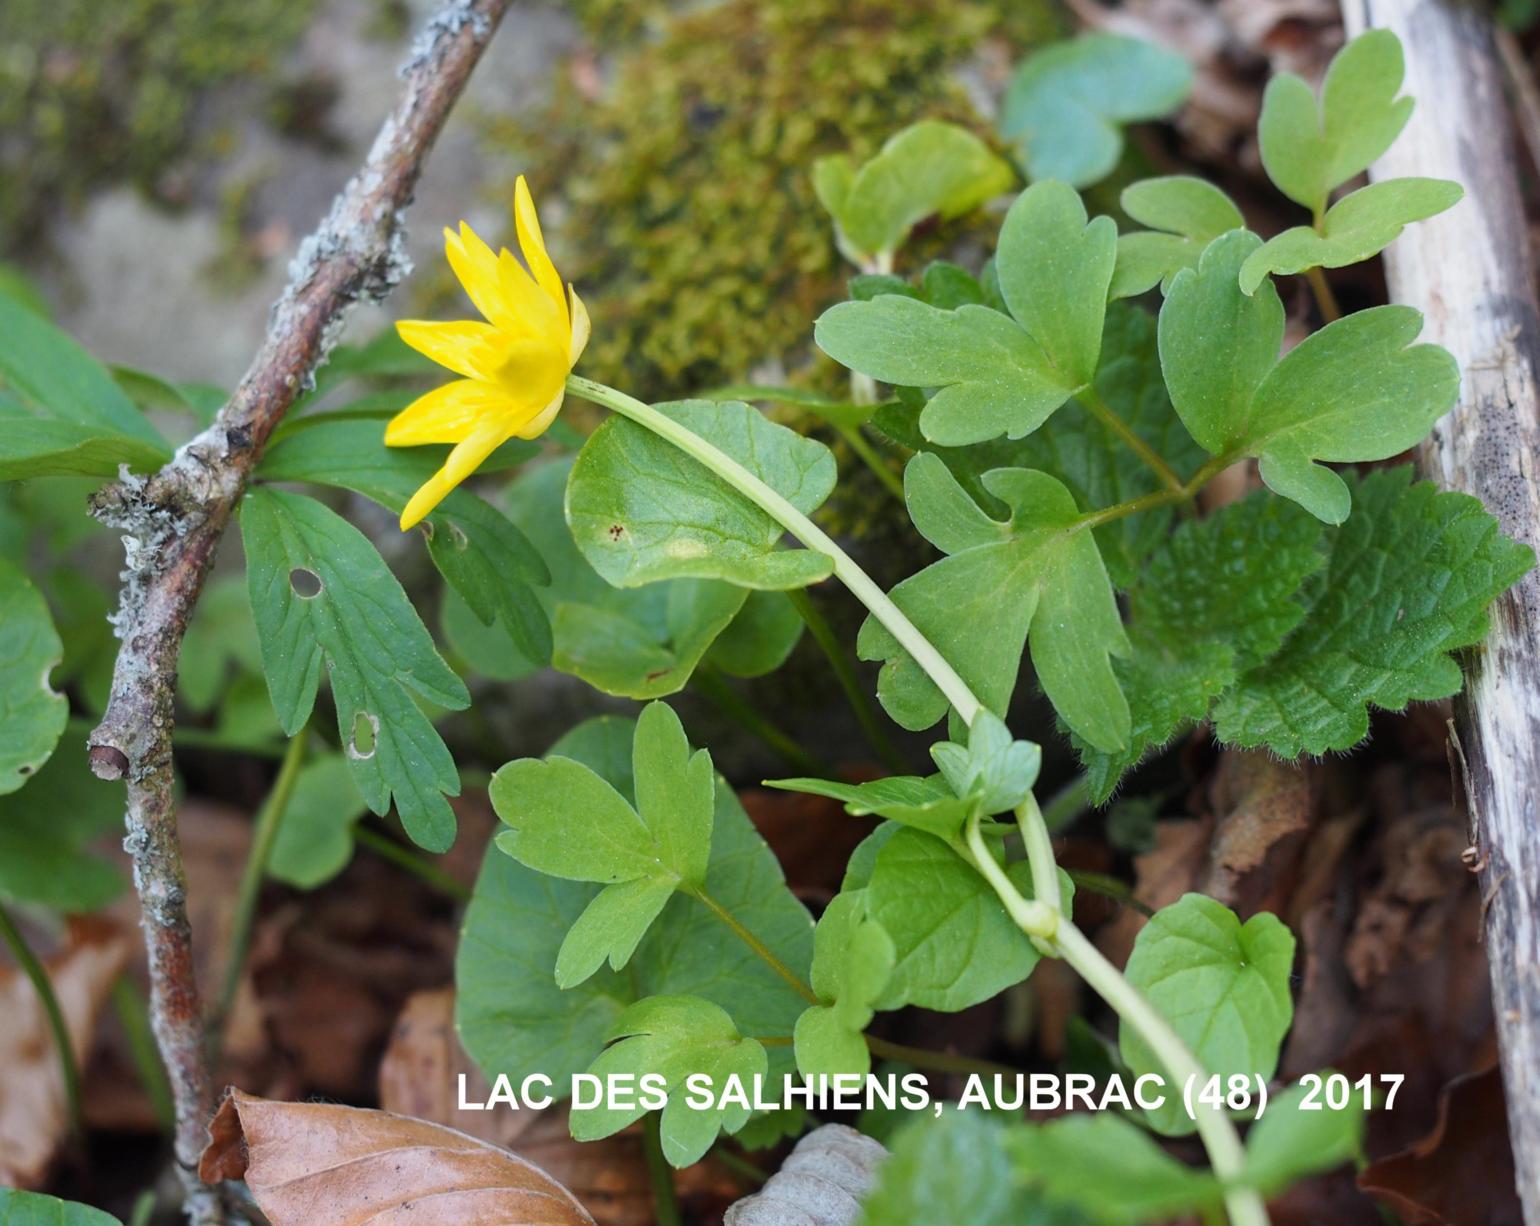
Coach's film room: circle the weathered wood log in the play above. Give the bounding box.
[1342,1,1540,1215]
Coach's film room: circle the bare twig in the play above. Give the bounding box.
[83,2,513,1218]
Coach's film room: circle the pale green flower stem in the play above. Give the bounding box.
[565,374,1267,1226]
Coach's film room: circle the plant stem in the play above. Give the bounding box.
[1074,453,1233,533]
[1077,385,1185,493]
[571,374,1265,1219]
[567,375,985,727]
[785,588,908,774]
[713,1144,769,1186]
[1052,920,1267,1226]
[865,1035,1019,1078]
[0,902,82,1138]
[1014,793,1061,916]
[354,826,472,902]
[644,1113,684,1226]
[693,665,830,777]
[1040,775,1091,831]
[835,421,906,502]
[215,725,309,1039]
[689,886,818,1004]
[1063,869,1155,918]
[112,976,176,1132]
[1304,266,1342,323]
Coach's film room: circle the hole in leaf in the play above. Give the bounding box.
[348,711,379,760]
[419,520,436,541]
[289,567,323,598]
[18,764,31,776]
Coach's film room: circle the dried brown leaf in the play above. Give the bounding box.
[0,916,131,1187]
[199,1088,596,1224]
[1201,749,1315,915]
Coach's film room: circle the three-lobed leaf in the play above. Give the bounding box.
[794,891,895,1075]
[1160,230,1458,523]
[1119,893,1295,1136]
[492,701,713,987]
[1002,34,1193,188]
[816,183,1115,447]
[240,487,469,851]
[1258,29,1414,216]
[860,453,1130,751]
[567,399,837,590]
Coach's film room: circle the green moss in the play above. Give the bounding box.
[493,0,1061,401]
[0,0,316,255]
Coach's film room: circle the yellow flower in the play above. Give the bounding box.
[386,176,589,530]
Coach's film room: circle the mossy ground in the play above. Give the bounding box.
[484,0,1063,403]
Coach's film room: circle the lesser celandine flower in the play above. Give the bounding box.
[386,176,589,529]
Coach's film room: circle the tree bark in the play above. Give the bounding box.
[1342,1,1540,1215]
[84,1,513,1218]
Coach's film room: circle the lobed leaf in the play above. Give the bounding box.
[567,400,837,590]
[860,454,1130,751]
[1160,230,1458,523]
[1111,176,1245,298]
[1119,894,1295,1136]
[794,891,894,1076]
[1002,34,1193,187]
[1239,177,1463,293]
[815,120,1015,261]
[240,487,469,851]
[1258,29,1414,216]
[817,183,1115,447]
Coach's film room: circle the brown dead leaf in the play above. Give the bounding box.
[380,988,654,1226]
[1097,816,1211,966]
[0,916,131,1187]
[1358,1066,1522,1226]
[199,1087,596,1224]
[1200,749,1315,915]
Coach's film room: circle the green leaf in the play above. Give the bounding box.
[794,891,894,1075]
[0,1189,122,1226]
[1242,1075,1366,1194]
[862,1110,1052,1226]
[0,728,124,911]
[492,702,713,988]
[1002,34,1193,187]
[267,753,370,889]
[457,716,812,1096]
[1007,1113,1221,1224]
[0,293,166,449]
[1239,178,1463,293]
[1119,894,1295,1135]
[1160,230,1458,522]
[566,399,837,589]
[0,557,68,794]
[860,455,1130,750]
[1076,493,1325,800]
[259,418,551,665]
[441,584,541,682]
[765,774,975,843]
[877,303,1205,587]
[571,994,768,1166]
[816,183,1114,447]
[930,709,1041,816]
[866,828,1069,1012]
[705,590,803,678]
[179,575,264,713]
[507,459,748,698]
[1111,176,1245,298]
[1259,29,1414,216]
[816,121,1015,261]
[0,409,169,481]
[239,487,469,852]
[1216,467,1536,754]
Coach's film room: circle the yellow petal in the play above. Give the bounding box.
[513,387,566,440]
[399,418,511,530]
[568,285,591,365]
[514,175,566,318]
[396,319,502,381]
[443,224,513,331]
[485,334,569,405]
[495,247,565,338]
[384,379,504,446]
